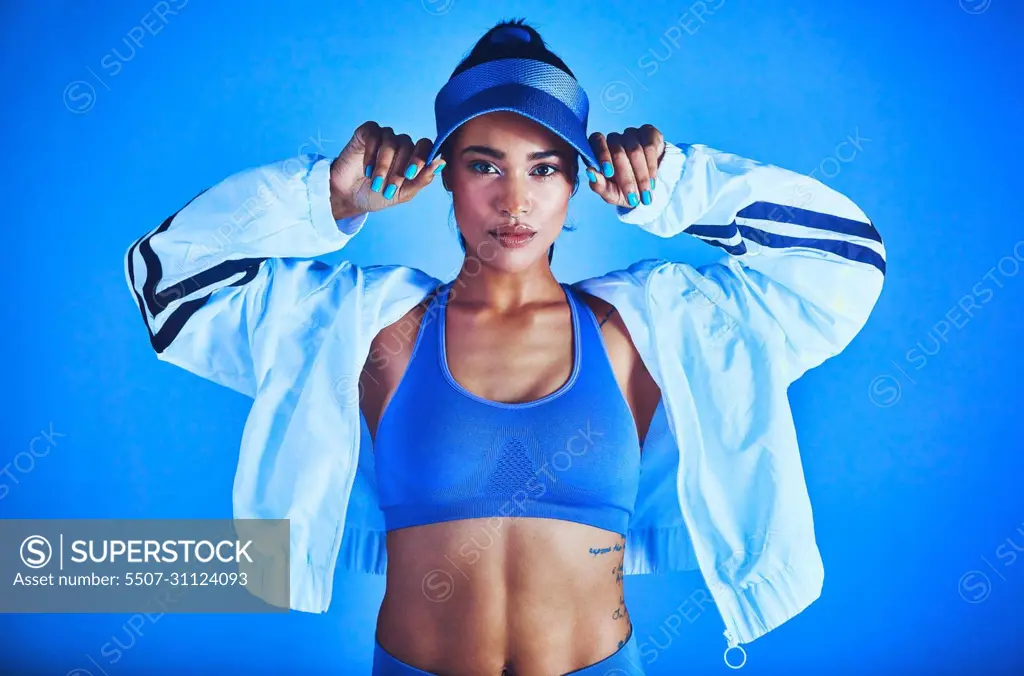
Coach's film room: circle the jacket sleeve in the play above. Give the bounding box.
[123,153,368,397]
[618,141,886,383]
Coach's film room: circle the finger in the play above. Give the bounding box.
[587,132,622,204]
[358,121,382,180]
[621,128,651,205]
[585,157,618,204]
[639,124,663,190]
[368,127,398,194]
[583,149,614,201]
[608,132,640,208]
[396,138,436,195]
[405,144,446,196]
[589,132,615,179]
[380,133,415,201]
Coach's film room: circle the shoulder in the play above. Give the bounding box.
[572,286,661,422]
[573,288,643,366]
[574,290,618,329]
[366,279,445,365]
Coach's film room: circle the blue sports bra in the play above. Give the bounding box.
[372,281,641,536]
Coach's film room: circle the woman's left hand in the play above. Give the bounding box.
[587,124,667,209]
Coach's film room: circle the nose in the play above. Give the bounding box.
[498,173,531,220]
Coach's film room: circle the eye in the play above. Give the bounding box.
[532,164,560,178]
[469,160,496,174]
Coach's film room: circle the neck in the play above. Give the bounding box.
[448,257,562,312]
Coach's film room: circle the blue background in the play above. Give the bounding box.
[3,0,1023,673]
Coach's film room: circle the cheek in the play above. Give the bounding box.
[539,181,573,215]
[453,186,493,221]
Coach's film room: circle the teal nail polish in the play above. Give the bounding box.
[404,164,418,180]
[650,177,656,190]
[641,190,651,205]
[628,192,639,207]
[371,176,383,192]
[433,162,446,175]
[383,184,397,200]
[602,161,614,178]
[586,169,597,183]
[364,165,372,178]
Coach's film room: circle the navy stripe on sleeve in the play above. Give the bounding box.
[683,201,885,275]
[126,188,269,354]
[739,225,886,275]
[737,201,882,243]
[151,257,266,313]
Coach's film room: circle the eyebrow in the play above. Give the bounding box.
[460,145,566,161]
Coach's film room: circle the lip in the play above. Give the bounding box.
[490,224,536,235]
[489,228,537,249]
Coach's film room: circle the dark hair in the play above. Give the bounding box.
[442,18,581,265]
[449,18,576,79]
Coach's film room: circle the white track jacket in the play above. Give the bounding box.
[124,141,886,648]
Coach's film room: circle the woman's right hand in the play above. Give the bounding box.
[329,121,445,220]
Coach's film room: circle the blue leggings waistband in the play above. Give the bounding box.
[372,626,645,676]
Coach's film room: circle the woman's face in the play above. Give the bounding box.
[444,111,576,272]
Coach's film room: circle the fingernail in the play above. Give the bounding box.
[602,162,614,178]
[641,190,651,205]
[364,165,373,178]
[628,192,639,207]
[383,184,397,200]
[433,162,446,175]
[650,178,656,190]
[371,176,383,192]
[586,169,598,183]
[404,164,418,180]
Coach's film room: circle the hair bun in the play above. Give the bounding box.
[489,25,532,44]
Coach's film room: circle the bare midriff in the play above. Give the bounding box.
[376,517,631,675]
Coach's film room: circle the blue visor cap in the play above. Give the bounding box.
[428,58,600,170]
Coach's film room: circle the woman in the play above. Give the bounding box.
[124,19,885,676]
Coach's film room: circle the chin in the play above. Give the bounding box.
[469,247,545,274]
